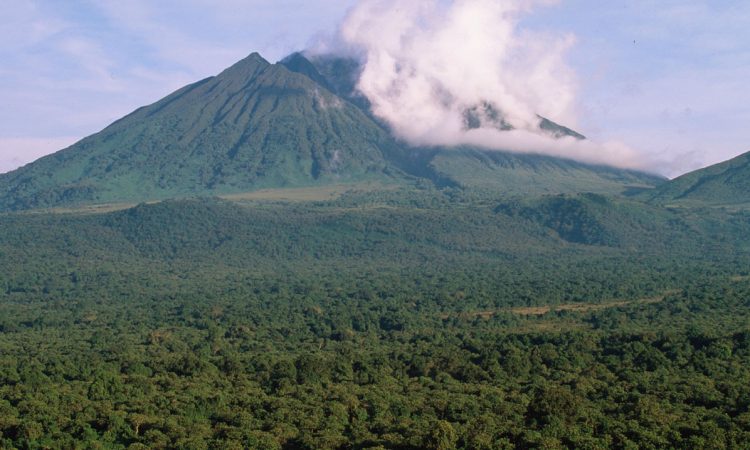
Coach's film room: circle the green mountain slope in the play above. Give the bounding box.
[284,53,663,195]
[398,147,664,194]
[287,53,372,111]
[287,53,587,141]
[646,151,750,206]
[3,193,748,279]
[0,53,403,210]
[0,51,667,211]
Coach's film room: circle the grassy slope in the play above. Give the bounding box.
[0,54,405,210]
[646,151,750,206]
[422,148,665,195]
[0,51,676,212]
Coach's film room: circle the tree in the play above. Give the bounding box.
[426,420,458,450]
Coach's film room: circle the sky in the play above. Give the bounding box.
[1,0,748,177]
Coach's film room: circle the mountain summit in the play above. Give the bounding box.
[0,53,400,210]
[0,51,664,211]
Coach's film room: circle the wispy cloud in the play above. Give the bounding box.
[332,0,653,169]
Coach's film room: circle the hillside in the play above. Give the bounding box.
[401,147,664,194]
[0,53,405,210]
[2,193,748,302]
[646,151,750,206]
[0,51,667,211]
[285,52,665,194]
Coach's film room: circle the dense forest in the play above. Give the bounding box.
[2,191,750,449]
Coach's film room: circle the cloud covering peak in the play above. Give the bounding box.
[336,0,643,169]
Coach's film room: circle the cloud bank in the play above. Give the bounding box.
[337,0,644,169]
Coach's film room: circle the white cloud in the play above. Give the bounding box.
[0,0,746,176]
[335,0,649,169]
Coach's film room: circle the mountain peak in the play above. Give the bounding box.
[0,50,399,210]
[279,52,333,91]
[217,52,271,80]
[0,50,667,211]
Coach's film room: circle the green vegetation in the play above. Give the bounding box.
[645,151,750,207]
[1,191,750,448]
[1,49,749,449]
[423,149,662,196]
[0,52,665,212]
[0,54,402,211]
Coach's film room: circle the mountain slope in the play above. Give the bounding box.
[646,151,750,206]
[285,53,372,112]
[0,53,404,210]
[282,53,664,194]
[286,53,587,141]
[0,51,667,211]
[392,147,664,194]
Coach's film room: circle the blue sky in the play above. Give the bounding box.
[1,0,748,177]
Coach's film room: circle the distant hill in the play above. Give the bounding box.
[645,151,750,206]
[0,51,665,211]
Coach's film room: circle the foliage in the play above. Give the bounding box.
[645,151,750,207]
[0,192,749,448]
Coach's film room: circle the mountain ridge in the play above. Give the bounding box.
[0,52,405,210]
[0,51,668,211]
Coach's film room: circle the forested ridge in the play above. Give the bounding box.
[2,191,750,449]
